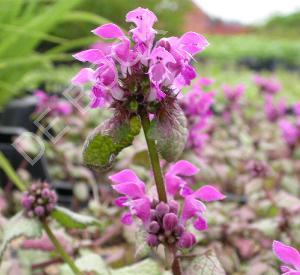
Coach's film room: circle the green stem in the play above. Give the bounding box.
[0,152,26,192]
[42,221,82,275]
[140,111,167,202]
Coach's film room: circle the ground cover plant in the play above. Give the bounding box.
[0,5,299,275]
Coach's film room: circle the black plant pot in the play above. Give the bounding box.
[0,96,38,132]
[0,126,51,187]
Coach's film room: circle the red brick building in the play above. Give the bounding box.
[184,4,249,35]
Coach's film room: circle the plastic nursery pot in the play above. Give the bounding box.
[0,95,38,133]
[0,126,51,188]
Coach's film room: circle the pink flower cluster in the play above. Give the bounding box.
[21,182,57,219]
[273,240,300,274]
[180,78,215,155]
[254,75,281,95]
[71,7,208,108]
[34,90,72,116]
[279,119,300,148]
[109,160,225,250]
[264,95,286,122]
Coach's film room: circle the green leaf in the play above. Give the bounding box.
[111,259,162,275]
[184,250,226,275]
[83,115,141,170]
[60,252,110,275]
[51,206,101,229]
[149,102,187,162]
[0,212,42,262]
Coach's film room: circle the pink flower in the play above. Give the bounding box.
[294,102,300,117]
[264,95,286,122]
[71,7,208,106]
[180,82,215,155]
[223,84,245,103]
[165,160,199,196]
[254,75,281,95]
[109,169,151,225]
[181,185,225,231]
[34,90,72,116]
[110,162,225,249]
[279,119,299,147]
[273,240,300,274]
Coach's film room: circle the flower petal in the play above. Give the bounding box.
[181,196,206,221]
[71,68,94,85]
[167,160,199,176]
[179,32,209,55]
[165,175,184,196]
[193,185,226,202]
[193,215,208,231]
[73,49,105,63]
[92,23,124,39]
[121,212,133,225]
[273,241,300,270]
[132,198,151,223]
[109,169,139,184]
[112,182,145,198]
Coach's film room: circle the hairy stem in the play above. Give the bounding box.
[42,221,82,275]
[172,256,182,275]
[140,111,167,202]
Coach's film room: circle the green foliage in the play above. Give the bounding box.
[259,11,300,38]
[0,0,106,107]
[202,35,300,68]
[0,212,42,262]
[83,115,141,170]
[51,206,101,229]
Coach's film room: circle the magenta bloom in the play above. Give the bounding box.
[223,84,245,104]
[294,102,300,117]
[110,160,225,249]
[72,7,208,107]
[34,90,72,116]
[279,119,299,147]
[254,75,281,95]
[180,82,215,155]
[273,240,300,274]
[109,169,151,225]
[264,95,286,122]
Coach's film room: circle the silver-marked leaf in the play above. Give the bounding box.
[149,102,187,161]
[111,259,162,275]
[0,212,42,262]
[184,250,226,275]
[83,114,141,170]
[51,206,101,229]
[60,252,109,275]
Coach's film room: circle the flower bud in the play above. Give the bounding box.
[169,200,179,214]
[163,213,178,231]
[178,232,196,249]
[156,202,169,217]
[148,221,160,234]
[174,224,185,237]
[34,206,45,217]
[147,234,159,247]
